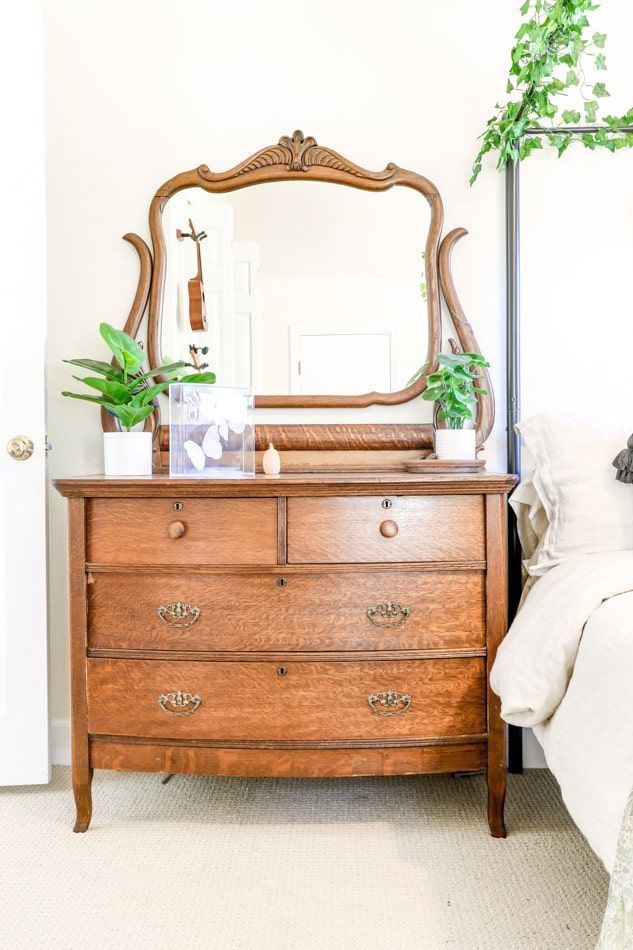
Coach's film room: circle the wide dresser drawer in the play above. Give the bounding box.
[86,657,486,742]
[87,498,278,565]
[287,495,485,563]
[88,570,486,652]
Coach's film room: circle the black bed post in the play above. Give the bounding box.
[506,153,523,774]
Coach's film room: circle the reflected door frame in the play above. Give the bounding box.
[289,325,398,396]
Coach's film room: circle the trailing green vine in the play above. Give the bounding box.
[471,0,633,184]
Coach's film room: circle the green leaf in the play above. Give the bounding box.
[177,372,217,384]
[107,403,154,432]
[582,132,597,150]
[519,0,529,14]
[61,391,116,408]
[99,322,145,372]
[421,386,444,402]
[129,382,171,408]
[63,358,124,380]
[132,362,186,383]
[73,376,131,404]
[596,53,607,70]
[592,32,607,49]
[593,82,609,98]
[562,110,581,124]
[584,100,599,123]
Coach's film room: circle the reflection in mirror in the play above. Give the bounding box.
[161,182,431,397]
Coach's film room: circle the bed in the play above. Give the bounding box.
[490,413,633,945]
[492,550,633,871]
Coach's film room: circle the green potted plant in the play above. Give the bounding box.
[62,322,215,476]
[411,352,489,460]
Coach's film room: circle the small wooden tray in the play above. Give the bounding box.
[404,456,486,474]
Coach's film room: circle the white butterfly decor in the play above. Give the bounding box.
[183,396,249,472]
[202,425,223,460]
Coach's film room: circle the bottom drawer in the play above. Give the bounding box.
[87,657,486,743]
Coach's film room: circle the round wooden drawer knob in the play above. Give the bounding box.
[380,519,398,538]
[168,520,186,540]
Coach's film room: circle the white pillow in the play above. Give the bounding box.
[516,413,633,576]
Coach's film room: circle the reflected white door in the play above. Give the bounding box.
[0,0,49,785]
[290,327,395,395]
[233,243,261,390]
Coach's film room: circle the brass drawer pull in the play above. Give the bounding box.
[366,602,410,628]
[367,690,412,718]
[157,602,201,628]
[158,690,201,717]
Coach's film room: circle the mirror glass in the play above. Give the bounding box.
[161,182,431,397]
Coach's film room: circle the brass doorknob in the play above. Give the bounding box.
[167,520,186,539]
[7,436,34,461]
[379,519,398,538]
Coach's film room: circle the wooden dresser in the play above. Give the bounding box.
[55,470,516,835]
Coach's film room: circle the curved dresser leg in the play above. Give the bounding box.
[487,769,507,838]
[73,766,93,833]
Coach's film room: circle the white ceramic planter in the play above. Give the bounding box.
[103,431,152,477]
[434,428,476,461]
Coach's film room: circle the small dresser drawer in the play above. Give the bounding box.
[88,570,485,652]
[87,657,486,742]
[87,498,278,565]
[287,496,485,564]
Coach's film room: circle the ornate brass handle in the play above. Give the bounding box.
[157,602,201,627]
[366,602,411,628]
[157,691,201,717]
[367,690,412,717]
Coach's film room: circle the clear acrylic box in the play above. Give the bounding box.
[169,384,255,478]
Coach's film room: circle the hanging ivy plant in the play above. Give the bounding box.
[471,0,633,184]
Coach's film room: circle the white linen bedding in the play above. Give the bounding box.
[491,551,633,871]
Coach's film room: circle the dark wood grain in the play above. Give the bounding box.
[87,497,278,565]
[158,423,434,453]
[485,493,508,838]
[87,657,486,742]
[87,570,486,653]
[68,498,92,832]
[86,561,488,575]
[287,495,485,563]
[56,472,518,498]
[56,470,515,833]
[88,648,487,663]
[90,739,487,778]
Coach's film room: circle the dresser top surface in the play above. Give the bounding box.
[54,471,518,498]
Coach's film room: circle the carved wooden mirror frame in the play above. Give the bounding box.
[106,131,494,466]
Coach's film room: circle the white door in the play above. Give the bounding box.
[233,243,261,390]
[0,1,49,785]
[290,327,395,395]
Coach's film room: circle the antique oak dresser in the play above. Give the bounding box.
[55,471,515,835]
[54,131,517,833]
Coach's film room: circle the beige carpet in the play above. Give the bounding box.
[0,767,608,950]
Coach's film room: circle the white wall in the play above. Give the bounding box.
[43,0,633,764]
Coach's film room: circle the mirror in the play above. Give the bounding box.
[160,183,431,399]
